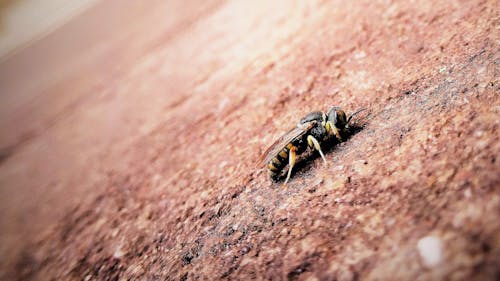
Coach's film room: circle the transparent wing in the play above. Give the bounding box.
[259,121,317,165]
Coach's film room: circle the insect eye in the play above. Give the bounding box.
[337,111,347,126]
[327,107,348,127]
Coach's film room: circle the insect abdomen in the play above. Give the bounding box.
[267,144,294,179]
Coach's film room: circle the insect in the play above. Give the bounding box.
[261,106,365,185]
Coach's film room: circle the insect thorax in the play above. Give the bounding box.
[310,124,328,141]
[290,134,309,154]
[298,111,325,126]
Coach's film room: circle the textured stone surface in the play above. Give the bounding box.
[0,0,498,280]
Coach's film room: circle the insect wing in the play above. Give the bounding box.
[260,121,317,165]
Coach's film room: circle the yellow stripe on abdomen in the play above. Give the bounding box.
[268,162,279,172]
[278,150,288,159]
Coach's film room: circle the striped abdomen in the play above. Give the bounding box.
[267,143,295,179]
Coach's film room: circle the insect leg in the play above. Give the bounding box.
[307,135,327,164]
[283,146,297,186]
[327,121,343,142]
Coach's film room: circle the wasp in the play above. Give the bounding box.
[260,106,365,185]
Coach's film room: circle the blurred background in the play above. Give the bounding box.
[0,0,98,58]
[1,0,498,280]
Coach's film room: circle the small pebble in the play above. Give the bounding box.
[113,246,125,259]
[417,235,443,267]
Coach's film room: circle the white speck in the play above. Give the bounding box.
[217,98,230,112]
[417,235,443,267]
[474,130,484,138]
[334,165,344,171]
[113,245,124,259]
[385,218,396,227]
[464,189,472,198]
[311,177,324,186]
[354,51,366,59]
[439,66,447,73]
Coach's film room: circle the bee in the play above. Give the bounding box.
[261,106,365,185]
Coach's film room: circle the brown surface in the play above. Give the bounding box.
[0,0,499,280]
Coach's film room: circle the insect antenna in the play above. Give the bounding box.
[347,108,367,124]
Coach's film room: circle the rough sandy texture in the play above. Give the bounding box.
[0,0,498,280]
